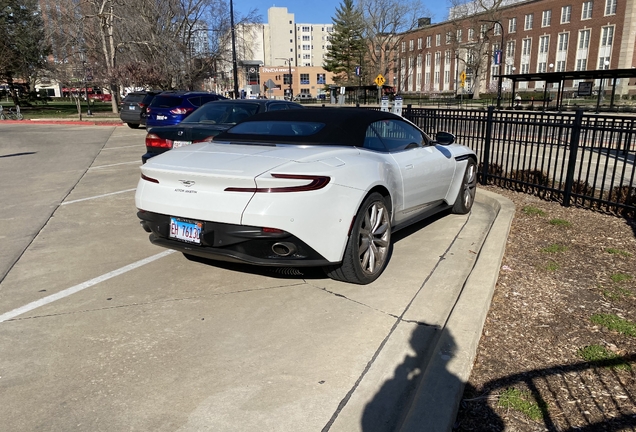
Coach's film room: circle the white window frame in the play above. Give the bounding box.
[582,1,593,19]
[542,10,552,27]
[604,0,617,15]
[561,6,571,23]
[524,14,533,30]
[508,17,517,33]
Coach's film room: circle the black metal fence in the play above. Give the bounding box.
[403,106,636,218]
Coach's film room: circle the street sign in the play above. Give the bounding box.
[460,71,466,88]
[374,74,386,87]
[355,66,362,77]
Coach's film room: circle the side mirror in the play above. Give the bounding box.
[435,131,455,145]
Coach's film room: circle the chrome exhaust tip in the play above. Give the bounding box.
[272,242,297,257]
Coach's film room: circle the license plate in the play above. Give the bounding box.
[128,106,135,110]
[157,115,167,120]
[169,218,202,244]
[173,140,191,148]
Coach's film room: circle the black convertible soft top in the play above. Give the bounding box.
[213,107,407,146]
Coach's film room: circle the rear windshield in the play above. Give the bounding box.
[184,103,260,125]
[228,121,324,136]
[150,95,183,108]
[123,94,145,103]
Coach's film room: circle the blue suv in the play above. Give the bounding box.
[145,91,227,127]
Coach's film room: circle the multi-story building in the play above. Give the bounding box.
[397,0,636,97]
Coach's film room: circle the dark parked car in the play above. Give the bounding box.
[119,91,161,129]
[145,91,227,128]
[142,99,303,163]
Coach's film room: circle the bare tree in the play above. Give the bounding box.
[447,0,506,99]
[358,0,429,86]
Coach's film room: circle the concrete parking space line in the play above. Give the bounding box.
[61,188,136,205]
[89,161,140,169]
[0,250,174,323]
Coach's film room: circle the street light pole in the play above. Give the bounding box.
[229,0,239,99]
[481,20,504,109]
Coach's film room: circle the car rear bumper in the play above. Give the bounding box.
[137,210,332,267]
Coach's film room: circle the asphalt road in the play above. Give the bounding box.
[0,124,511,432]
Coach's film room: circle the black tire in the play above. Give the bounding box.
[127,122,140,129]
[452,159,477,214]
[325,192,391,285]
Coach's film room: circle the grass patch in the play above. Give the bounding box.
[522,205,546,216]
[591,313,636,337]
[610,273,633,283]
[541,244,568,253]
[577,345,632,370]
[549,218,571,227]
[498,388,547,421]
[606,248,632,257]
[545,261,560,271]
[603,286,633,300]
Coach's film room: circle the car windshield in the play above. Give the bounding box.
[150,96,183,108]
[227,121,325,136]
[184,103,260,125]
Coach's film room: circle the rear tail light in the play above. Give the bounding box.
[141,174,159,183]
[145,133,173,149]
[138,103,146,108]
[170,107,194,115]
[225,174,330,193]
[146,107,152,114]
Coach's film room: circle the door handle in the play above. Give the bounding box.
[405,164,414,170]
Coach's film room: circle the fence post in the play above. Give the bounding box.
[480,105,495,185]
[563,109,583,207]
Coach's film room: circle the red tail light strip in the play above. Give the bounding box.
[225,174,330,193]
[141,174,159,183]
[145,133,173,149]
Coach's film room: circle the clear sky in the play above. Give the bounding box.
[233,0,450,26]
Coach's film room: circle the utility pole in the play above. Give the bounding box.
[480,20,504,109]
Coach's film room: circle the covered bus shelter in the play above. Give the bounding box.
[499,68,636,112]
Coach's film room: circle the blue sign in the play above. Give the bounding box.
[493,50,502,65]
[355,66,362,77]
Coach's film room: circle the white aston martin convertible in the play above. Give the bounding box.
[135,108,477,284]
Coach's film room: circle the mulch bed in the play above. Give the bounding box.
[454,186,636,431]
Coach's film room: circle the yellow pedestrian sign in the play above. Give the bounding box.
[460,71,466,88]
[374,74,386,87]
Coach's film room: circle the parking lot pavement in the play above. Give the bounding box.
[0,124,514,432]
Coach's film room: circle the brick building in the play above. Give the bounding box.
[397,0,636,98]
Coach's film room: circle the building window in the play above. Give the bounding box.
[601,26,614,46]
[556,60,566,71]
[605,0,617,15]
[302,35,310,41]
[302,45,310,50]
[538,62,547,73]
[445,70,450,83]
[522,39,532,55]
[542,10,551,26]
[558,33,569,51]
[576,58,587,70]
[300,74,309,84]
[506,41,515,57]
[302,26,310,32]
[598,56,611,69]
[508,18,517,33]
[401,41,406,52]
[303,54,311,59]
[456,29,462,42]
[468,28,475,40]
[446,31,452,44]
[417,37,422,49]
[435,51,441,65]
[409,39,414,51]
[578,29,590,49]
[561,5,572,23]
[493,25,501,36]
[524,14,533,30]
[445,50,451,65]
[480,24,488,38]
[539,36,549,54]
[317,74,325,84]
[436,34,441,46]
[521,64,530,73]
[582,1,593,19]
[426,53,431,67]
[426,36,431,47]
